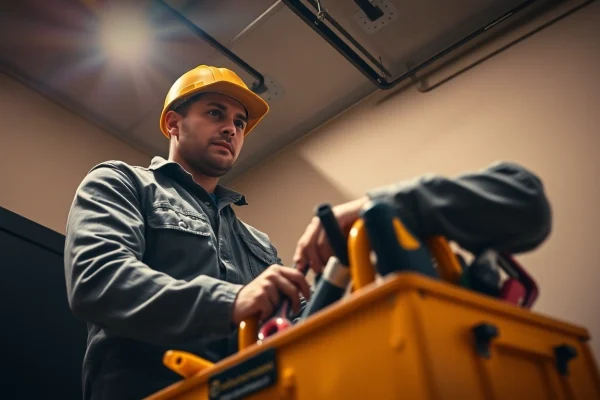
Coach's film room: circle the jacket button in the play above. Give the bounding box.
[178,221,188,229]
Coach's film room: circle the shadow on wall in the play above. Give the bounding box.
[229,149,352,267]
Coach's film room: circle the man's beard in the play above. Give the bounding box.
[190,155,233,177]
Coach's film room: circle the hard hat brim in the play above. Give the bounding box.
[159,80,269,138]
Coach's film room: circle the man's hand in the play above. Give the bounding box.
[231,265,311,324]
[293,196,370,274]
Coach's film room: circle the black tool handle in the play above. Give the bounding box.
[300,277,346,319]
[316,203,349,266]
[360,201,404,276]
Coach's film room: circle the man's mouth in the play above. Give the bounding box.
[212,141,233,155]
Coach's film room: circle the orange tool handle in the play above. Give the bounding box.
[426,236,463,284]
[238,317,259,351]
[163,350,214,378]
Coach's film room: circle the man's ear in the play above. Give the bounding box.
[165,110,181,138]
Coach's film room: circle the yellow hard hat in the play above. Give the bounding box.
[159,65,269,138]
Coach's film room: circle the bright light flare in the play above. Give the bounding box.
[98,5,152,65]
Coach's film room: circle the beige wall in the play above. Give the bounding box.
[0,72,152,234]
[229,1,600,359]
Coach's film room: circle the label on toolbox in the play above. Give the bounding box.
[208,347,278,400]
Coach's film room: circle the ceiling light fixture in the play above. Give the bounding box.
[98,4,153,65]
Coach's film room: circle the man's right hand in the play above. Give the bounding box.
[293,196,370,274]
[231,265,311,325]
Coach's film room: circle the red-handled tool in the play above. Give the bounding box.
[257,262,308,342]
[461,250,539,309]
[501,279,527,306]
[497,252,539,309]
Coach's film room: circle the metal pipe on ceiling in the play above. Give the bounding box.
[155,0,268,94]
[304,0,391,78]
[281,0,542,90]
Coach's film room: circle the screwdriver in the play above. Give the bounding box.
[299,203,352,320]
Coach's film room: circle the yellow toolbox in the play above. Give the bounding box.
[146,203,600,400]
[147,272,600,400]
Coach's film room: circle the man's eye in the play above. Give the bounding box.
[208,109,222,117]
[235,120,246,129]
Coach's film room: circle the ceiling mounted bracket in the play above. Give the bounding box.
[307,0,392,78]
[353,0,384,22]
[353,0,400,35]
[156,0,268,94]
[282,0,540,90]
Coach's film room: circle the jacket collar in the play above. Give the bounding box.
[148,156,248,206]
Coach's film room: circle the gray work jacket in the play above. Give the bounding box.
[64,156,283,397]
[64,157,551,397]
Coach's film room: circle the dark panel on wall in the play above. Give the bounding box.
[0,206,86,399]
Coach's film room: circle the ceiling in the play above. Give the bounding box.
[0,0,559,182]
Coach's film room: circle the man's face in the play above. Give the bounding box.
[166,92,248,177]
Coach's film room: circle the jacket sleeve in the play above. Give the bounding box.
[64,164,243,346]
[366,161,552,255]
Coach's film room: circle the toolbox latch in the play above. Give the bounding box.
[472,323,499,359]
[554,344,578,376]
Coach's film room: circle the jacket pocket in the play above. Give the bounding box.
[238,233,277,278]
[147,202,211,237]
[144,202,218,280]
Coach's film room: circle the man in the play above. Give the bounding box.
[64,65,310,399]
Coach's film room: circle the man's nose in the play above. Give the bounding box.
[220,119,237,136]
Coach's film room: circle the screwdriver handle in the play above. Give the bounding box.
[316,203,349,266]
[296,204,351,320]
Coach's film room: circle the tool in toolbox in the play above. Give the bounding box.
[299,203,351,319]
[425,235,464,284]
[360,200,439,279]
[256,202,352,340]
[256,262,308,342]
[163,349,214,379]
[243,199,455,344]
[350,200,540,310]
[348,199,470,291]
[460,250,503,298]
[468,250,539,308]
[458,249,539,308]
[292,200,465,323]
[499,251,539,308]
[348,200,445,290]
